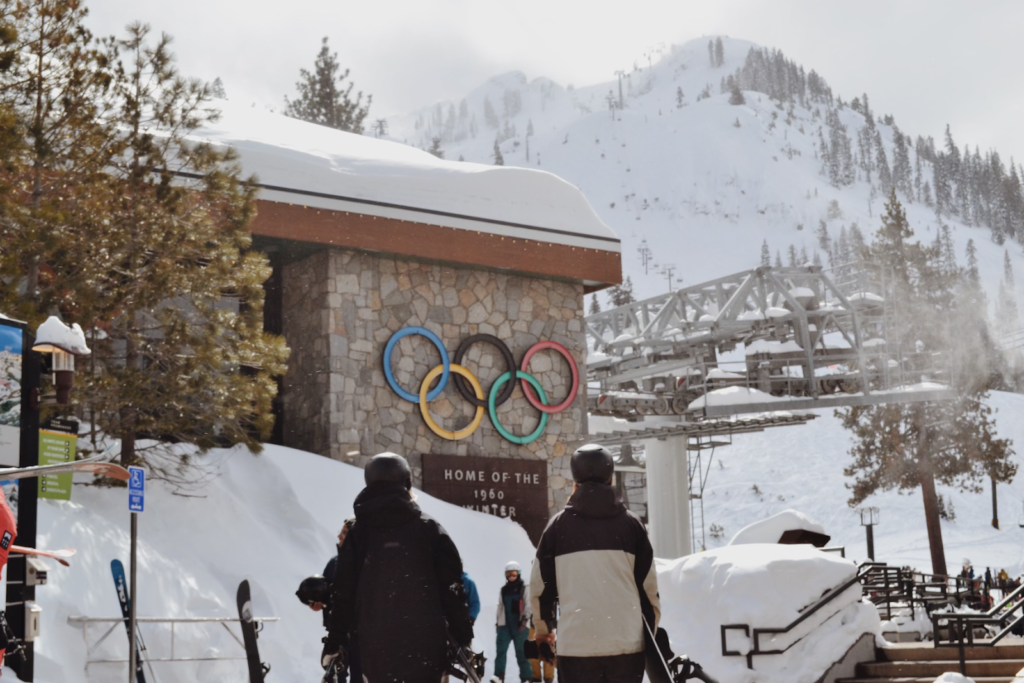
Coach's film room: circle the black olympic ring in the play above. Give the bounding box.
[452,334,517,408]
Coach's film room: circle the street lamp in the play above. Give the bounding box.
[31,316,90,405]
[860,507,880,560]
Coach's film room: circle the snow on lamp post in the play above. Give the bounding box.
[860,506,880,560]
[31,316,91,405]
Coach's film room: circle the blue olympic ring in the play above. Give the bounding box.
[383,326,450,403]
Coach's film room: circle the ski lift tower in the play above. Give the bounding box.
[584,264,955,559]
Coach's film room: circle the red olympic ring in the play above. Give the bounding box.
[519,341,580,414]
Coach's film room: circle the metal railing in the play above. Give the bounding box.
[720,562,874,669]
[930,582,1024,675]
[67,615,279,675]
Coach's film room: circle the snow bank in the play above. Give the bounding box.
[192,101,618,251]
[934,674,975,683]
[728,509,826,546]
[32,444,535,683]
[656,544,880,683]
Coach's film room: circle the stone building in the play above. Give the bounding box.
[197,103,620,540]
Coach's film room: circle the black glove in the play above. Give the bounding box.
[655,627,675,660]
[539,641,556,662]
[449,620,474,648]
[320,637,346,671]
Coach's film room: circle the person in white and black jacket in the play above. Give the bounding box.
[529,444,660,683]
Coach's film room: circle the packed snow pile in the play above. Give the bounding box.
[728,509,826,546]
[657,544,879,683]
[934,674,975,683]
[30,444,535,683]
[687,386,782,411]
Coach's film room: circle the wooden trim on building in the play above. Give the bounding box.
[250,199,622,288]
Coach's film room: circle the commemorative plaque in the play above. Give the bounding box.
[421,454,548,544]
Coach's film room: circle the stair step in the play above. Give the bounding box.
[879,644,1024,661]
[838,678,1016,683]
[860,659,1024,677]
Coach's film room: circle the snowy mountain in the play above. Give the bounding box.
[385,37,1024,335]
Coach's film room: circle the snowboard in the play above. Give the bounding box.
[236,579,269,682]
[10,545,76,567]
[0,455,130,482]
[111,559,147,683]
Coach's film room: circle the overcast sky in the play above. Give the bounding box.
[85,0,1024,162]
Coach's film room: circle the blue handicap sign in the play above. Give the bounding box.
[128,466,145,513]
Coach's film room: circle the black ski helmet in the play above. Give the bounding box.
[295,575,329,606]
[570,444,615,484]
[364,452,412,489]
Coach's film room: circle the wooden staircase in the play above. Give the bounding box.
[838,642,1024,682]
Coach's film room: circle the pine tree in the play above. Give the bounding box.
[775,251,783,268]
[676,86,684,109]
[492,138,504,166]
[760,239,771,267]
[483,96,498,129]
[875,129,893,195]
[588,295,601,315]
[892,126,913,199]
[816,220,831,251]
[285,37,371,132]
[838,191,1015,575]
[607,276,636,307]
[1,17,288,477]
[428,136,444,159]
[787,244,798,266]
[714,37,724,67]
[707,40,714,67]
[728,80,745,106]
[211,77,227,99]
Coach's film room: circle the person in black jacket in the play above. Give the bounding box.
[530,444,660,683]
[322,452,474,683]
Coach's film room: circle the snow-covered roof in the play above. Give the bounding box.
[192,101,620,253]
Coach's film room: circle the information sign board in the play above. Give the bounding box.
[0,319,24,468]
[421,454,548,543]
[38,417,78,501]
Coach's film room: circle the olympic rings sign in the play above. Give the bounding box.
[382,326,580,445]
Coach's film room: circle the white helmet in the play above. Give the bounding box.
[505,561,521,573]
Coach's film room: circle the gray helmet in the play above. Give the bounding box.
[364,452,412,489]
[570,444,615,484]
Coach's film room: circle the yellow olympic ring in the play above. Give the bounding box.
[419,364,485,440]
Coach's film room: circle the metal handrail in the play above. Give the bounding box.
[67,615,279,672]
[930,582,1024,675]
[721,562,874,669]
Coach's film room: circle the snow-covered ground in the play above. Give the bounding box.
[19,389,1024,682]
[30,445,536,683]
[698,390,1024,577]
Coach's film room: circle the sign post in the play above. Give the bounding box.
[127,466,144,683]
[421,454,548,543]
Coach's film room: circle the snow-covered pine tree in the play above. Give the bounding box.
[492,137,504,166]
[892,125,913,200]
[588,295,601,315]
[816,220,831,251]
[714,37,724,67]
[728,79,745,106]
[212,77,227,99]
[676,86,684,109]
[484,96,499,129]
[707,40,714,67]
[428,136,444,159]
[760,240,771,267]
[285,37,371,132]
[875,129,893,195]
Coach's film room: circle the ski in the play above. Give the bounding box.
[10,545,76,567]
[111,559,148,683]
[237,579,269,682]
[446,630,483,683]
[642,615,719,683]
[0,455,130,482]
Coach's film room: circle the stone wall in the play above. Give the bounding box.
[281,247,589,514]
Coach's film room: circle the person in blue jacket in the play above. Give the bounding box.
[462,571,481,624]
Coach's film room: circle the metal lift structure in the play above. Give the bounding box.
[584,263,956,556]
